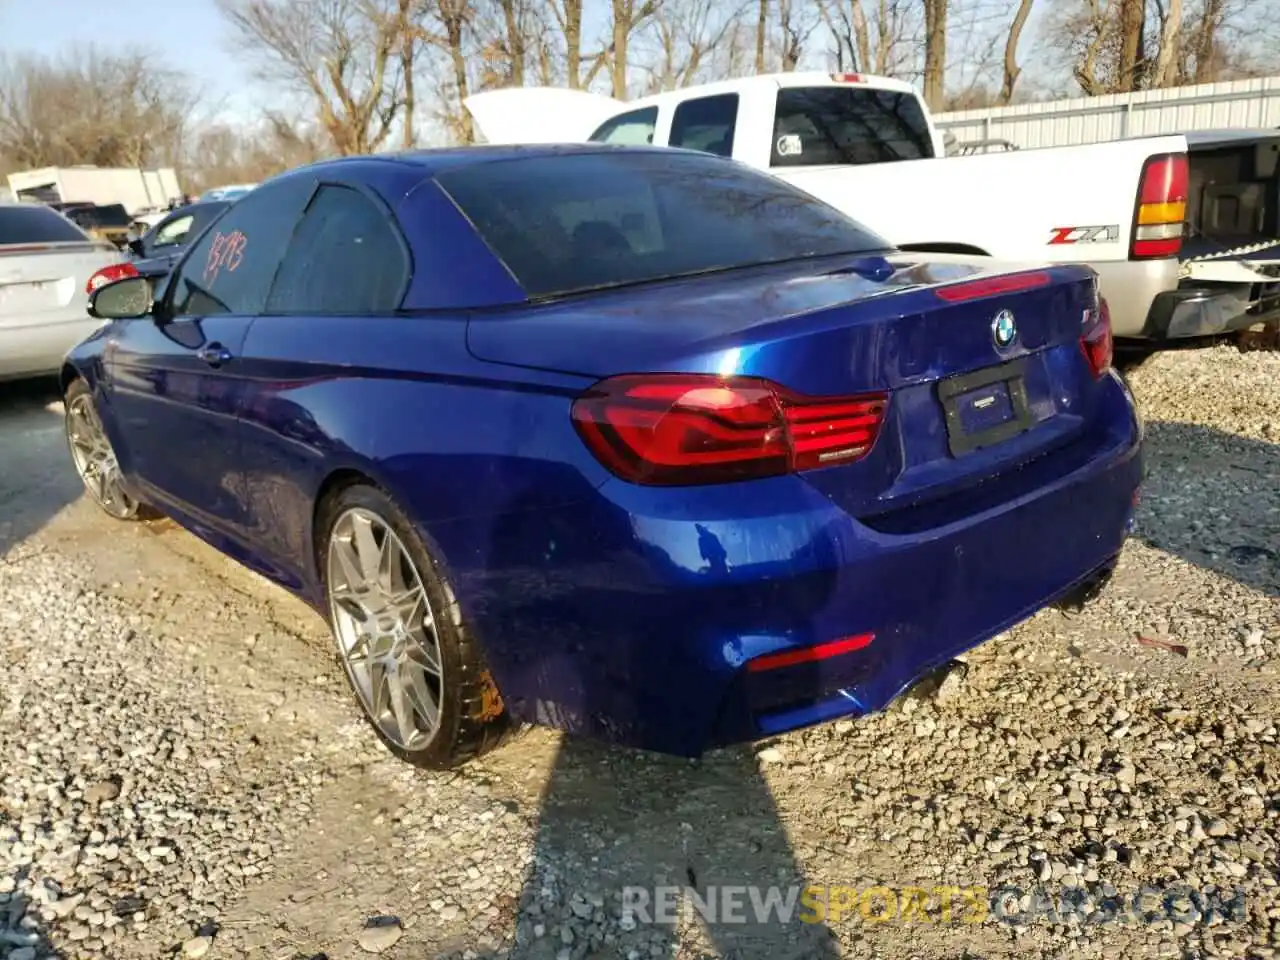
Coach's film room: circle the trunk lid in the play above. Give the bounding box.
[0,241,121,328]
[468,253,1109,517]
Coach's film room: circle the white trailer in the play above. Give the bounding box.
[6,166,183,215]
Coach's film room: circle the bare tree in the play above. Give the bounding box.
[998,0,1035,102]
[0,47,197,172]
[422,0,476,141]
[756,0,769,70]
[922,0,947,108]
[1150,0,1181,86]
[1117,0,1146,89]
[636,0,749,91]
[187,113,328,190]
[217,0,409,155]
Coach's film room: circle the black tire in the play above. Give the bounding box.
[317,482,517,769]
[63,378,156,521]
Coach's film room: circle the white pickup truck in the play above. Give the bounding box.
[466,72,1280,346]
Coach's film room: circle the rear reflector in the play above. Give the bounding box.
[1080,296,1113,378]
[1131,153,1187,260]
[571,374,888,486]
[746,633,875,672]
[86,261,139,295]
[934,270,1052,303]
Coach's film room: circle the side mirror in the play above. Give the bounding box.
[88,275,153,321]
[127,238,145,257]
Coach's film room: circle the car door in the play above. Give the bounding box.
[107,176,314,537]
[234,182,411,579]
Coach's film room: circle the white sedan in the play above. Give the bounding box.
[0,202,128,381]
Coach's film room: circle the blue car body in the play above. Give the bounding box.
[65,145,1142,757]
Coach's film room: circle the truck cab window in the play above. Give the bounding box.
[669,95,739,158]
[771,87,935,167]
[589,107,658,146]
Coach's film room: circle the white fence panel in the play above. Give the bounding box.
[936,76,1280,149]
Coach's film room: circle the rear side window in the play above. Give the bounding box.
[0,206,87,244]
[152,214,195,247]
[167,176,313,318]
[266,185,408,314]
[589,107,658,145]
[437,151,888,299]
[771,87,935,167]
[669,94,739,157]
[72,204,132,229]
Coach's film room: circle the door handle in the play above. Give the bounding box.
[197,343,233,367]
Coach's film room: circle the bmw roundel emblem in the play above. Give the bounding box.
[992,309,1017,348]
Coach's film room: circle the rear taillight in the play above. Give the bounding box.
[571,374,888,486]
[1130,153,1187,260]
[934,270,1052,302]
[86,262,139,295]
[1081,296,1113,378]
[830,73,866,83]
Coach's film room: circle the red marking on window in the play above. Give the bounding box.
[203,230,247,284]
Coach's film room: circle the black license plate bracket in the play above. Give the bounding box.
[937,358,1035,457]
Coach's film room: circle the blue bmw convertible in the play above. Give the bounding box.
[64,144,1141,768]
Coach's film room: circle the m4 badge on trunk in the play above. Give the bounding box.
[992,309,1017,348]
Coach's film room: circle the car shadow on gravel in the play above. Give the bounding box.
[0,867,62,959]
[1136,419,1279,598]
[0,377,81,556]
[493,737,841,960]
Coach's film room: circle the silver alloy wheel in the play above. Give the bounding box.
[326,507,444,751]
[65,392,137,519]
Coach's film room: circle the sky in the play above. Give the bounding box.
[0,0,259,121]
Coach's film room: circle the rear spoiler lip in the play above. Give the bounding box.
[0,240,117,257]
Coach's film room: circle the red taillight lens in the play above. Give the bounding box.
[1130,153,1187,260]
[571,374,888,486]
[86,262,139,295]
[934,270,1052,302]
[830,73,865,83]
[1081,296,1113,378]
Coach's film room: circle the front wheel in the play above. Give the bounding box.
[63,378,151,521]
[319,483,514,769]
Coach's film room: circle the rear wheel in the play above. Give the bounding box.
[63,378,152,520]
[319,483,514,769]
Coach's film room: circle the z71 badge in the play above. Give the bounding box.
[1048,225,1120,245]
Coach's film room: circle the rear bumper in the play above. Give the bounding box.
[0,316,104,381]
[426,373,1143,757]
[1142,281,1280,339]
[1090,257,1180,339]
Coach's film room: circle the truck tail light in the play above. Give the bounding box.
[571,374,888,486]
[1130,153,1187,260]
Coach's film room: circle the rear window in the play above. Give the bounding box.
[0,205,88,245]
[771,87,935,167]
[436,151,888,298]
[70,204,132,229]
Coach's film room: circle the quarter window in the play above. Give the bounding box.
[266,185,408,315]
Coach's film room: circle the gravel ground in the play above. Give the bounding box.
[0,343,1277,960]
